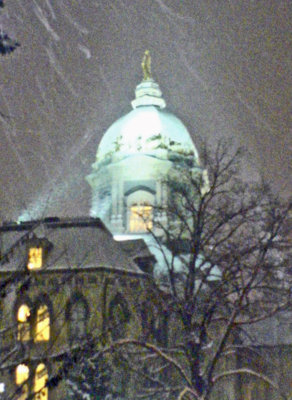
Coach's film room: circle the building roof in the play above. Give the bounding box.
[0,217,145,276]
[119,238,155,259]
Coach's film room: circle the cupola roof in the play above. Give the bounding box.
[94,51,199,165]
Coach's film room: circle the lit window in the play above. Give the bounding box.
[34,363,48,400]
[27,247,42,270]
[17,304,31,341]
[129,204,153,232]
[15,364,29,400]
[35,305,50,342]
[16,364,29,385]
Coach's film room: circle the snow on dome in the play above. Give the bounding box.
[96,105,199,162]
[95,54,199,165]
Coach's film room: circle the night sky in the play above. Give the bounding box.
[0,0,291,222]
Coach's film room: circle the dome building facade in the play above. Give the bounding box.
[86,51,203,237]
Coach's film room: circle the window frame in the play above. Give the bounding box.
[33,363,49,400]
[129,203,153,233]
[27,246,43,271]
[65,293,89,342]
[126,187,155,233]
[34,304,50,342]
[108,293,130,340]
[14,297,32,343]
[26,237,52,271]
[15,363,30,400]
[33,294,53,343]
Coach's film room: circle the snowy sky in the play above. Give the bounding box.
[0,0,291,222]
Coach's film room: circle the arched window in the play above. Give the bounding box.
[126,188,154,233]
[66,294,89,341]
[34,363,48,400]
[15,364,29,400]
[34,304,50,342]
[109,295,130,340]
[17,304,31,342]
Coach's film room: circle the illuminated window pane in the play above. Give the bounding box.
[16,364,29,400]
[34,363,48,400]
[35,305,50,342]
[16,364,29,385]
[129,205,153,233]
[17,305,30,341]
[27,247,42,270]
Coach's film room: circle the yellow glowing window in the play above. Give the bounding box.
[34,305,50,342]
[129,205,153,233]
[34,363,48,400]
[16,364,29,400]
[16,364,29,385]
[17,305,31,341]
[27,247,42,270]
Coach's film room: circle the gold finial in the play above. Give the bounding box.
[141,50,152,80]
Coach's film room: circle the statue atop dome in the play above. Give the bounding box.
[141,50,152,80]
[132,50,166,109]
